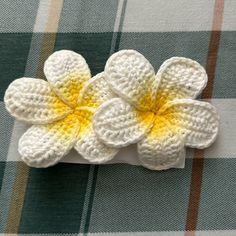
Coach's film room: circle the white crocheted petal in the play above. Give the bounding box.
[74,107,118,163]
[93,98,155,148]
[138,116,186,170]
[4,78,72,124]
[19,114,79,168]
[154,57,207,111]
[105,50,156,111]
[75,131,119,163]
[158,99,219,149]
[78,72,116,108]
[44,50,91,107]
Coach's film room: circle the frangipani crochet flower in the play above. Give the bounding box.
[4,50,118,167]
[93,50,219,170]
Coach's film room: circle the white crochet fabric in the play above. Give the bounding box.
[93,50,219,170]
[4,50,118,167]
[4,49,219,170]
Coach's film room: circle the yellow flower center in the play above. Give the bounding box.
[49,82,95,139]
[137,88,186,136]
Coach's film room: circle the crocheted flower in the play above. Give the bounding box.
[93,50,219,170]
[4,50,118,167]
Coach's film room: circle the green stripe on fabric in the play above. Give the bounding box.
[118,32,211,71]
[19,163,90,233]
[213,31,236,98]
[0,162,6,195]
[88,160,193,232]
[0,33,33,101]
[1,31,236,99]
[119,31,236,99]
[84,165,99,233]
[0,102,14,161]
[197,158,236,230]
[54,33,114,76]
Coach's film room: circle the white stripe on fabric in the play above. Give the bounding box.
[109,0,126,55]
[122,0,215,32]
[24,0,53,77]
[33,0,52,32]
[222,0,236,31]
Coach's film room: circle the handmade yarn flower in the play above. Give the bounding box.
[93,50,219,170]
[4,50,118,168]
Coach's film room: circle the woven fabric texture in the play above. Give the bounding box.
[0,0,236,235]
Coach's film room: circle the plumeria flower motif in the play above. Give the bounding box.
[4,50,118,168]
[93,50,219,170]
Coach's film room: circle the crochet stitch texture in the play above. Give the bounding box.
[93,50,219,170]
[4,50,118,167]
[4,49,219,170]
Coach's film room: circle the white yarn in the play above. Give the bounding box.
[44,50,91,107]
[159,99,219,148]
[74,106,119,163]
[154,57,208,112]
[93,50,219,170]
[93,98,155,148]
[4,78,72,124]
[4,50,117,168]
[19,114,79,168]
[75,129,119,164]
[78,72,116,108]
[4,49,219,170]
[105,49,158,111]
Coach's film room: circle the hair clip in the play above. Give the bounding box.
[4,49,219,170]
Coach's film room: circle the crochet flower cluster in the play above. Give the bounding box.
[4,50,219,170]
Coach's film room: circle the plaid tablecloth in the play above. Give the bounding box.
[1,0,236,235]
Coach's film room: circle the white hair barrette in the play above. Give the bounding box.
[4,49,219,170]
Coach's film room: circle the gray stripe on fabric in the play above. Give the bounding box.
[0,1,40,32]
[213,31,236,98]
[1,231,236,235]
[58,0,119,33]
[197,159,236,230]
[87,231,236,236]
[222,0,236,31]
[88,162,193,232]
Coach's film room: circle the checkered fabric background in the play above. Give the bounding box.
[1,0,236,235]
